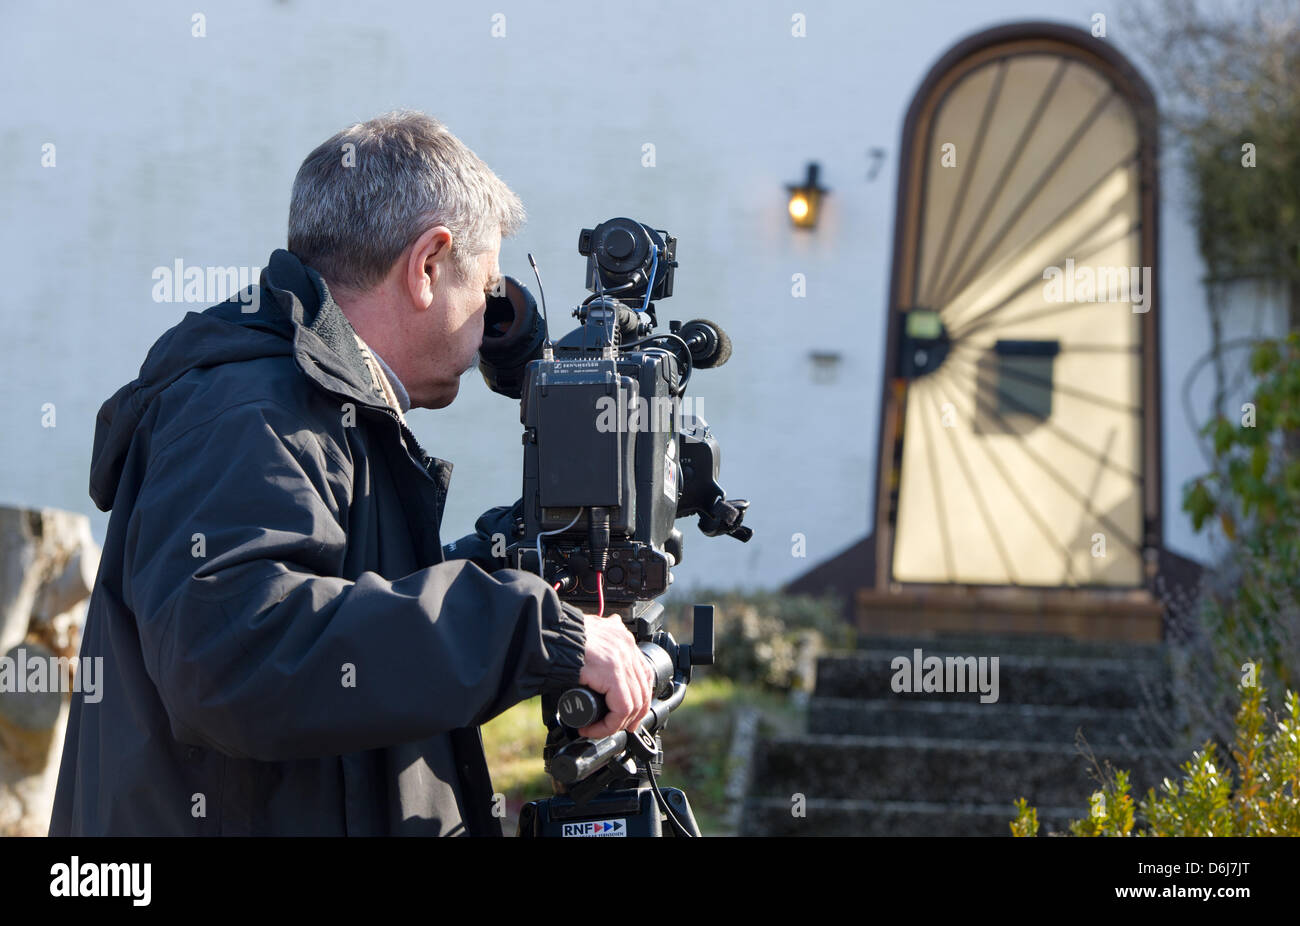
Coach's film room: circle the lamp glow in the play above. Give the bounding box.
[785,162,828,229]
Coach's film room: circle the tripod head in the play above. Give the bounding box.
[518,603,714,838]
[547,602,713,785]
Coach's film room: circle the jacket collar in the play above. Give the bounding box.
[260,249,454,492]
[260,248,393,414]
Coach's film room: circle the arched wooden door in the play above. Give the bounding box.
[873,23,1162,589]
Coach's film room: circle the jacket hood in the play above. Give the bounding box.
[90,249,380,511]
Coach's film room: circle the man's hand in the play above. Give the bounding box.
[576,612,654,739]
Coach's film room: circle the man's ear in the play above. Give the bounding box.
[404,225,453,310]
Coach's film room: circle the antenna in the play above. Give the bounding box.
[527,253,553,357]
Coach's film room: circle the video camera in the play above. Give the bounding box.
[477,217,751,836]
[478,216,750,612]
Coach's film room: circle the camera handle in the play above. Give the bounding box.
[554,605,715,731]
[699,496,753,541]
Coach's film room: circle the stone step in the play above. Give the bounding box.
[855,633,1167,663]
[808,698,1160,748]
[749,734,1174,809]
[814,650,1170,709]
[739,797,1080,837]
[853,588,1165,642]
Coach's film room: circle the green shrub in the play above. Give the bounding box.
[1009,798,1039,838]
[1188,335,1300,691]
[1012,675,1300,836]
[662,589,849,692]
[1171,334,1300,750]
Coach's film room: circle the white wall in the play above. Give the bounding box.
[1,0,1249,594]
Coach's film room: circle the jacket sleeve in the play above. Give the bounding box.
[122,399,586,763]
[442,498,524,573]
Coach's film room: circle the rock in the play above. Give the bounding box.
[0,506,99,836]
[0,643,66,764]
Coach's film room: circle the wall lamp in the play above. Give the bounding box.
[786,161,828,229]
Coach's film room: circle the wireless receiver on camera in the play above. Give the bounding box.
[476,217,750,837]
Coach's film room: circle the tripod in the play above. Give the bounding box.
[517,601,713,837]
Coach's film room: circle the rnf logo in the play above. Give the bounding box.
[561,818,627,837]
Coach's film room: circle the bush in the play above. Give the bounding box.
[1171,334,1300,749]
[1012,674,1300,836]
[662,589,849,692]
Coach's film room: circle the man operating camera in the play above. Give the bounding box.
[49,110,653,837]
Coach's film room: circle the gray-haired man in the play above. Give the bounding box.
[50,111,652,836]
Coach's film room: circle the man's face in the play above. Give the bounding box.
[419,229,501,409]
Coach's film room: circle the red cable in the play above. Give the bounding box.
[596,571,605,617]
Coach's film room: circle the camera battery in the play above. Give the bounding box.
[536,377,637,508]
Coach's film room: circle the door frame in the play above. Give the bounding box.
[871,21,1163,592]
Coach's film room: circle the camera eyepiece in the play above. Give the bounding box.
[478,275,547,400]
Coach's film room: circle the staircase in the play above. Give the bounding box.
[741,633,1179,836]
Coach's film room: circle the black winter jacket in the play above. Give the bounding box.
[49,249,586,836]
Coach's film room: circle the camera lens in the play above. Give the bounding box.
[605,228,635,260]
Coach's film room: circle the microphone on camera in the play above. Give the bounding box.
[678,319,732,369]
